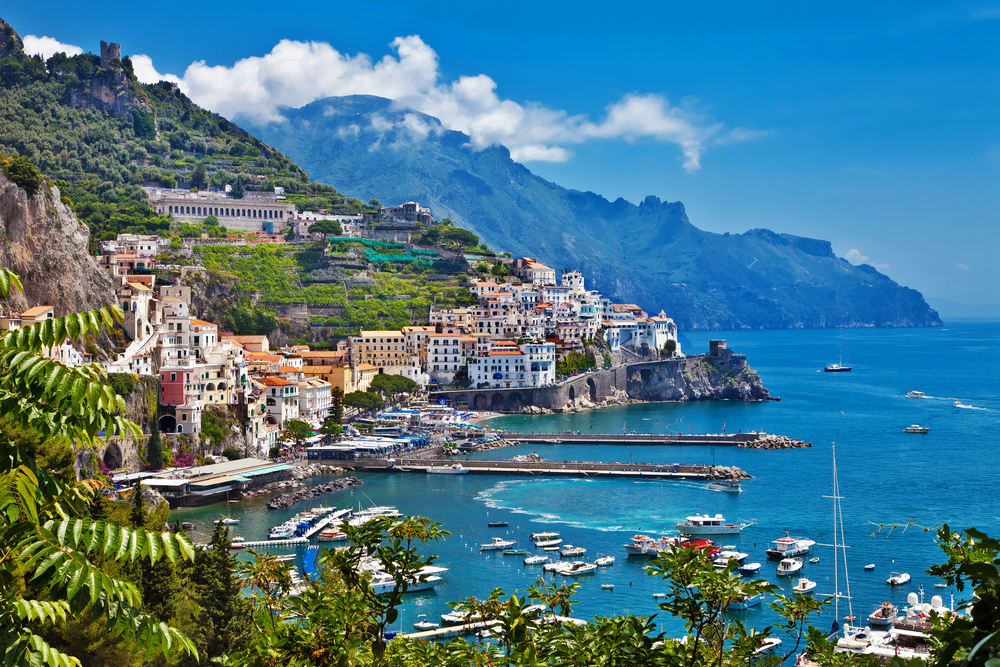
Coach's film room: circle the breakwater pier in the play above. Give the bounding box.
[346,458,749,480]
[499,431,809,448]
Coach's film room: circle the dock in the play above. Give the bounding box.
[401,615,586,640]
[347,457,746,480]
[502,432,761,446]
[232,537,307,549]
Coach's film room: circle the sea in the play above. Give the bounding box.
[171,321,999,638]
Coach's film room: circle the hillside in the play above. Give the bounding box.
[237,95,942,329]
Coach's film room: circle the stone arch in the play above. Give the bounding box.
[217,381,227,390]
[176,425,183,434]
[587,378,597,402]
[569,386,576,402]
[453,394,469,408]
[490,393,505,411]
[131,301,137,312]
[103,442,122,470]
[266,398,276,407]
[265,415,277,426]
[157,414,176,433]
[507,392,523,411]
[206,382,216,391]
[473,393,488,410]
[168,205,173,214]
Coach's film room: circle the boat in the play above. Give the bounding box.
[715,550,749,565]
[543,546,561,552]
[231,536,244,543]
[502,548,527,556]
[906,391,925,398]
[739,562,762,576]
[559,561,598,576]
[904,425,930,433]
[181,522,196,531]
[728,593,762,610]
[594,555,616,567]
[955,401,965,407]
[754,638,782,656]
[824,334,852,373]
[708,479,743,493]
[560,545,587,558]
[487,521,509,527]
[426,464,469,475]
[535,539,563,548]
[317,530,348,542]
[864,564,875,571]
[368,571,442,594]
[868,602,897,627]
[652,593,666,599]
[530,531,560,541]
[777,558,804,576]
[808,557,820,564]
[601,584,614,590]
[413,619,439,631]
[543,561,570,573]
[481,537,516,551]
[622,534,670,557]
[933,583,947,588]
[887,572,911,586]
[676,514,755,536]
[765,533,816,559]
[441,610,480,625]
[792,578,817,595]
[523,555,548,565]
[214,517,239,525]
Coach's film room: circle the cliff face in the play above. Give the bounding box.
[67,70,152,121]
[0,173,117,317]
[625,356,771,402]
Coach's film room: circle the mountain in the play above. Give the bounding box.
[237,95,942,329]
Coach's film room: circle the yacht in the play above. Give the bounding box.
[559,561,598,576]
[317,529,348,542]
[368,571,442,594]
[481,537,516,551]
[824,363,852,373]
[868,602,897,627]
[623,534,670,557]
[214,517,240,526]
[708,480,743,493]
[906,391,925,398]
[765,533,816,559]
[887,572,911,586]
[594,555,616,566]
[754,638,782,656]
[676,514,755,536]
[777,558,804,576]
[530,531,560,541]
[903,425,930,433]
[535,538,563,548]
[523,555,548,565]
[543,561,571,573]
[426,464,469,475]
[792,578,817,595]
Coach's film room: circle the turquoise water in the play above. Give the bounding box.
[172,321,999,638]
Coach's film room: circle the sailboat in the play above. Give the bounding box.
[824,332,853,372]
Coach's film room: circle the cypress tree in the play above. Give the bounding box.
[148,428,163,471]
[192,522,252,658]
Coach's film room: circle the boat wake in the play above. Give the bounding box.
[955,403,990,411]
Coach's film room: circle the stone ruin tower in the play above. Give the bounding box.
[100,40,121,68]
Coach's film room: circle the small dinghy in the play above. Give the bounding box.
[487,521,509,527]
[739,562,762,576]
[601,584,614,590]
[414,619,439,631]
[887,572,911,586]
[808,557,820,564]
[792,578,817,595]
[864,564,875,571]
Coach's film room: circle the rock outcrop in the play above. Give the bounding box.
[0,173,117,318]
[265,476,363,510]
[626,357,770,402]
[67,70,153,122]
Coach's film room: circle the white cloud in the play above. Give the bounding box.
[22,35,83,60]
[873,263,890,270]
[133,36,762,169]
[956,263,970,270]
[844,249,869,264]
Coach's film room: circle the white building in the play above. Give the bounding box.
[467,340,556,389]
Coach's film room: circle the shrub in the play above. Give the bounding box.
[1,155,43,197]
[221,447,241,460]
[107,372,137,397]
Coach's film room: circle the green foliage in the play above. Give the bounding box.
[330,386,344,424]
[201,405,231,450]
[131,109,155,139]
[107,372,137,397]
[662,339,678,356]
[224,296,278,337]
[221,447,242,460]
[368,373,418,397]
[1,153,43,196]
[308,219,342,236]
[556,351,597,377]
[343,390,383,414]
[147,428,163,471]
[280,419,313,446]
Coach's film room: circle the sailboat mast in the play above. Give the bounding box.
[832,443,838,623]
[837,451,853,621]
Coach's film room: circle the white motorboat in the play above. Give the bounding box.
[623,534,672,557]
[560,545,586,558]
[594,555,616,566]
[868,602,897,627]
[441,610,480,625]
[481,537,516,551]
[368,571,442,594]
[887,572,911,586]
[708,480,743,493]
[777,558,804,576]
[317,530,348,542]
[426,464,469,475]
[792,578,817,595]
[535,538,563,548]
[530,531,560,541]
[413,615,439,631]
[766,533,816,559]
[559,561,597,576]
[714,550,749,565]
[543,545,561,552]
[523,555,548,565]
[601,584,614,590]
[955,401,964,407]
[906,391,925,398]
[864,564,875,571]
[754,638,782,656]
[739,562,762,576]
[676,514,755,536]
[903,425,930,433]
[543,561,571,573]
[214,517,240,525]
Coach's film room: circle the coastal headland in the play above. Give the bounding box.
[429,341,769,414]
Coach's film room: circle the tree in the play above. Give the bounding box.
[343,390,384,415]
[0,267,198,665]
[330,385,344,424]
[441,226,479,248]
[1,154,43,197]
[229,180,244,199]
[191,523,253,660]
[147,428,164,471]
[160,172,177,188]
[309,219,342,237]
[662,339,678,356]
[281,419,313,447]
[368,373,418,398]
[320,417,343,442]
[191,165,207,189]
[368,198,381,210]
[131,108,155,140]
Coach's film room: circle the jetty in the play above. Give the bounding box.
[350,458,748,480]
[232,537,307,549]
[498,432,809,448]
[402,615,586,640]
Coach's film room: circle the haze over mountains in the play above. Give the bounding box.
[238,96,940,330]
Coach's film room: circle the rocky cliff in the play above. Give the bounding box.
[0,173,117,318]
[626,356,771,402]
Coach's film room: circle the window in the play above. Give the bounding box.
[170,372,176,382]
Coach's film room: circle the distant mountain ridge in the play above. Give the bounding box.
[237,95,942,329]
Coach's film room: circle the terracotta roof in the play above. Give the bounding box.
[161,296,184,303]
[357,363,379,371]
[292,345,310,350]
[125,282,152,292]
[20,306,52,318]
[278,366,299,373]
[246,354,281,362]
[261,377,294,386]
[300,351,346,359]
[222,334,268,343]
[359,330,405,338]
[190,319,216,327]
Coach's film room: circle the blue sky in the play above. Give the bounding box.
[6,0,999,305]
